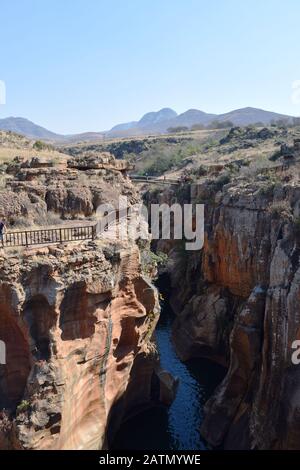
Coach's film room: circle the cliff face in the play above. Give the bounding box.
[2,154,137,224]
[199,180,300,450]
[150,173,300,449]
[0,153,176,450]
[0,239,165,450]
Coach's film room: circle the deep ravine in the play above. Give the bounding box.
[112,292,226,450]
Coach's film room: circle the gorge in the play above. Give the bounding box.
[112,279,226,450]
[1,125,300,450]
[141,158,300,450]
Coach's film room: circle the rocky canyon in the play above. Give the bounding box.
[145,139,300,449]
[2,124,300,451]
[0,153,175,450]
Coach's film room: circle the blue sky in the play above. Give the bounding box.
[0,0,300,134]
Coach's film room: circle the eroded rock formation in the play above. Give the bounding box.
[2,154,137,223]
[0,239,167,449]
[147,171,300,449]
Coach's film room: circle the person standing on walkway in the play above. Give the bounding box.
[0,218,6,247]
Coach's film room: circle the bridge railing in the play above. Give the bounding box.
[3,225,96,248]
[2,208,131,248]
[130,175,179,184]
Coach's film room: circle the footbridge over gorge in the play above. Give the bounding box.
[130,174,181,185]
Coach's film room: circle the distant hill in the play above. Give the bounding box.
[168,109,216,127]
[107,106,296,137]
[0,107,297,143]
[108,108,213,136]
[216,107,294,126]
[0,117,105,143]
[138,108,177,127]
[109,108,177,134]
[0,117,63,141]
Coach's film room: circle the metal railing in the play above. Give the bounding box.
[2,208,130,248]
[3,225,96,248]
[130,175,180,184]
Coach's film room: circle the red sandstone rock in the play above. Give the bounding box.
[0,239,174,450]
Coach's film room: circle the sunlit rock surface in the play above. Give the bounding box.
[0,237,167,450]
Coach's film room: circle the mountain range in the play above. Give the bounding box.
[0,107,297,143]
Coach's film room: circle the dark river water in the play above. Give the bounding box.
[112,299,226,451]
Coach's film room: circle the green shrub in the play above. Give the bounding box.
[141,249,168,276]
[191,123,205,131]
[214,173,231,191]
[268,200,292,219]
[17,400,30,412]
[167,126,189,133]
[33,140,53,151]
[207,120,234,130]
